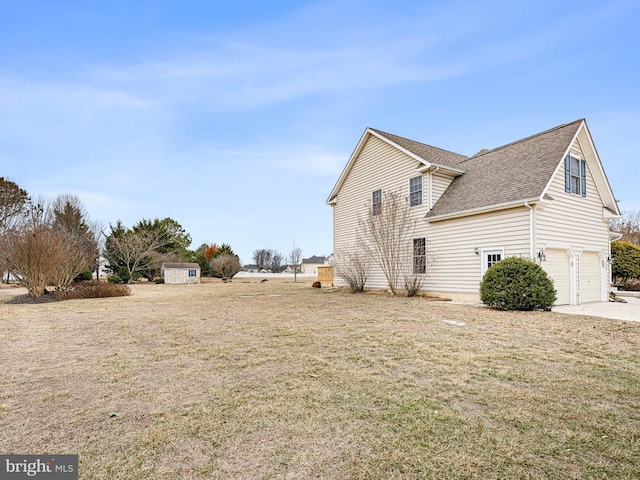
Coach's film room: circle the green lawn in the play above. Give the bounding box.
[1,280,638,479]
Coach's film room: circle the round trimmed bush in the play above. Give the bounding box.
[480,256,556,311]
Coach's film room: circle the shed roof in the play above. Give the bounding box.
[161,262,200,269]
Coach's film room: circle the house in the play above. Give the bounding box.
[161,262,201,284]
[301,255,327,275]
[327,119,620,305]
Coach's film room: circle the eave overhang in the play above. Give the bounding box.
[425,197,542,223]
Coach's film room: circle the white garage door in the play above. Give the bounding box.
[579,252,602,303]
[543,249,571,305]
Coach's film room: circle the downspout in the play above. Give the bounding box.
[524,202,534,259]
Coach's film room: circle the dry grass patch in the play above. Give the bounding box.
[1,281,639,479]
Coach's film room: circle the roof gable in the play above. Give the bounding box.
[327,128,467,204]
[328,120,619,219]
[543,120,619,216]
[425,120,586,220]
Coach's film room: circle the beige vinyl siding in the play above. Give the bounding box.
[536,138,609,303]
[332,135,430,290]
[425,207,531,295]
[431,172,454,208]
[538,143,609,249]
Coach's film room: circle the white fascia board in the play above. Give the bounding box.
[367,129,432,168]
[326,128,373,204]
[327,128,435,204]
[425,197,541,222]
[540,120,584,201]
[580,121,621,215]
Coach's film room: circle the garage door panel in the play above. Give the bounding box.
[580,252,602,303]
[543,249,570,306]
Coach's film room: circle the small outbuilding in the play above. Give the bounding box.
[161,262,201,284]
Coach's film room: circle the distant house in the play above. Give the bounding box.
[301,255,327,276]
[161,262,201,284]
[243,264,259,273]
[324,254,334,266]
[327,119,620,305]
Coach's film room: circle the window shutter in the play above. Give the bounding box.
[564,155,571,192]
[580,159,587,197]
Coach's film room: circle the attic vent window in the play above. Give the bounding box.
[565,155,586,197]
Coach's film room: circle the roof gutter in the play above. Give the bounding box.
[425,197,542,222]
[417,163,465,176]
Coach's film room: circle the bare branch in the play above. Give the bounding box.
[334,245,370,293]
[357,191,414,295]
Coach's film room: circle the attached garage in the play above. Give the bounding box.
[543,249,571,305]
[579,251,603,303]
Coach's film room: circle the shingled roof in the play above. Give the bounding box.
[425,119,584,220]
[370,128,468,169]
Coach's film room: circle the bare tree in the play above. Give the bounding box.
[288,244,302,283]
[334,245,371,293]
[611,210,640,245]
[210,253,242,279]
[49,194,99,289]
[403,240,436,297]
[358,191,414,295]
[253,249,273,271]
[1,201,65,297]
[103,228,169,282]
[1,196,99,297]
[270,250,283,273]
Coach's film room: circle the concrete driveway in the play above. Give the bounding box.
[553,295,640,322]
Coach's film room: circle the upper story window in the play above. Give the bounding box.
[409,175,422,207]
[372,189,382,215]
[565,155,586,197]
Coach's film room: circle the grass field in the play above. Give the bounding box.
[1,280,639,479]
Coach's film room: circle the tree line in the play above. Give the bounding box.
[0,177,243,296]
[611,210,640,288]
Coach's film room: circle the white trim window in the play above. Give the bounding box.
[409,175,423,207]
[188,269,198,277]
[481,248,504,276]
[372,189,382,215]
[413,238,427,274]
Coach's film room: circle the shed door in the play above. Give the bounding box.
[579,252,602,303]
[543,249,571,305]
[177,269,187,284]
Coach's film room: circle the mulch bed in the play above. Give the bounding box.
[5,292,61,304]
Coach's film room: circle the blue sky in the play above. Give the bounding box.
[1,0,639,264]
